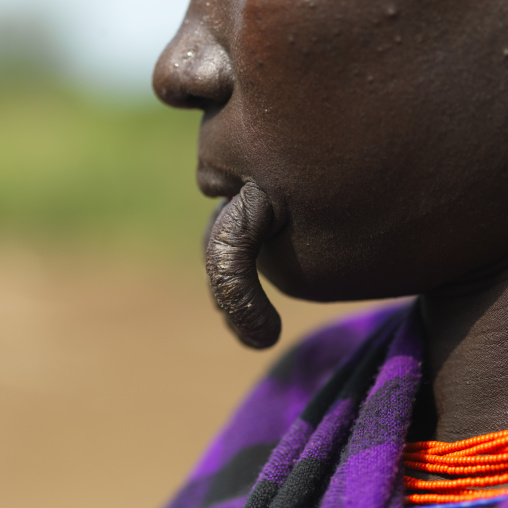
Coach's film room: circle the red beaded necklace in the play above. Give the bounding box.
[404,430,508,505]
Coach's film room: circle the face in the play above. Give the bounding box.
[154,0,508,302]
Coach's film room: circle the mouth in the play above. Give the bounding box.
[197,158,283,348]
[197,159,244,200]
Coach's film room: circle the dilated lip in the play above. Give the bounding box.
[197,158,287,242]
[197,159,244,199]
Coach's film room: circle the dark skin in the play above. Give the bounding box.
[153,0,508,453]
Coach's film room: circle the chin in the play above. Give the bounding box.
[259,258,415,304]
[257,237,431,303]
[256,242,350,302]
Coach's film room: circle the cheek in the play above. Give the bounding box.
[217,1,508,301]
[231,0,420,163]
[233,0,343,122]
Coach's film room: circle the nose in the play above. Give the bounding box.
[153,22,234,110]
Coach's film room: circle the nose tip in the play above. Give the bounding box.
[153,27,234,110]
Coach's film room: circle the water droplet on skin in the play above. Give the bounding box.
[385,5,398,17]
[186,51,194,58]
[264,108,269,113]
[174,63,180,68]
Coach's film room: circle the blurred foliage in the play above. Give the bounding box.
[0,75,217,263]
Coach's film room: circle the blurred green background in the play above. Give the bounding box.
[0,0,220,266]
[0,71,213,264]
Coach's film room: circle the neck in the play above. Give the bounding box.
[419,258,508,443]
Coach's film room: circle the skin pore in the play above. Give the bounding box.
[153,0,508,450]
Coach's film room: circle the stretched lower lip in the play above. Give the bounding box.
[204,183,282,348]
[202,190,287,262]
[197,160,288,242]
[203,198,229,255]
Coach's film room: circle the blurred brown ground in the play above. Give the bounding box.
[0,242,384,508]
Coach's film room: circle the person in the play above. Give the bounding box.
[153,0,508,506]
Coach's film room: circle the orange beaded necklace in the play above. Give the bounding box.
[404,430,508,505]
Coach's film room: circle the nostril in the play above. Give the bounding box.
[154,79,229,111]
[153,35,234,111]
[186,95,219,110]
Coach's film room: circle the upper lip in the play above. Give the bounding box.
[197,159,244,199]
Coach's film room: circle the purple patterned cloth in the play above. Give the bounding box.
[166,303,508,508]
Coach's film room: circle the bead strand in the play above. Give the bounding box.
[447,437,508,457]
[404,431,508,454]
[405,430,508,505]
[405,472,508,491]
[420,436,508,458]
[405,488,508,505]
[402,452,508,466]
[405,459,508,476]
